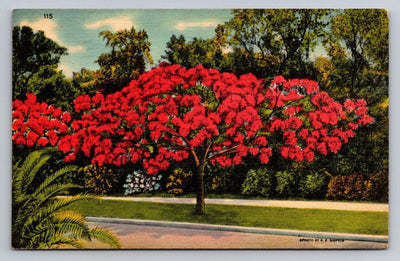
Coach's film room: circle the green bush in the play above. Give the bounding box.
[166,168,192,195]
[241,168,274,198]
[299,171,329,199]
[82,164,116,195]
[205,163,248,194]
[363,171,389,202]
[275,170,296,198]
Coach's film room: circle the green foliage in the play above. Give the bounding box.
[12,26,67,97]
[82,165,117,195]
[299,171,329,199]
[323,9,388,99]
[275,171,297,198]
[166,168,192,195]
[220,9,329,79]
[241,168,274,197]
[72,68,99,97]
[12,148,120,249]
[163,35,224,69]
[363,171,388,202]
[12,26,77,111]
[96,26,153,93]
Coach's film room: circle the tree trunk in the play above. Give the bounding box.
[194,160,206,215]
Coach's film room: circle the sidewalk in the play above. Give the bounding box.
[101,196,389,212]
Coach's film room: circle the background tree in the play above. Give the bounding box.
[323,9,388,100]
[318,9,388,180]
[218,9,330,79]
[72,68,99,97]
[12,26,77,111]
[163,35,224,69]
[96,26,153,94]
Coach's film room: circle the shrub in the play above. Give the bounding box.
[82,164,116,195]
[326,174,366,200]
[123,170,162,195]
[299,171,329,199]
[275,170,296,198]
[166,168,192,195]
[362,171,389,202]
[241,168,274,198]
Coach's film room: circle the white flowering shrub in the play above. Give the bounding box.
[123,170,162,195]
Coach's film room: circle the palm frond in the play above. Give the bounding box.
[42,235,85,249]
[23,195,97,231]
[12,149,120,249]
[89,227,121,249]
[13,150,52,195]
[53,211,91,238]
[33,165,79,196]
[33,183,81,206]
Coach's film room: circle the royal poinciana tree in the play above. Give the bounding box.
[12,63,373,214]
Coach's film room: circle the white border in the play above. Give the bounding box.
[1,1,399,260]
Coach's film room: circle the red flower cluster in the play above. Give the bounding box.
[266,76,374,162]
[12,93,70,148]
[12,65,373,175]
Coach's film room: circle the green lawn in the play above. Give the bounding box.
[67,199,388,235]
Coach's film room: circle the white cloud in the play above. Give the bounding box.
[66,45,87,54]
[58,63,73,78]
[85,15,133,31]
[174,21,219,31]
[19,18,86,54]
[20,19,61,43]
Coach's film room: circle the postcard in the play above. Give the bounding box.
[11,9,388,249]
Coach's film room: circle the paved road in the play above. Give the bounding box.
[101,196,389,212]
[86,221,388,249]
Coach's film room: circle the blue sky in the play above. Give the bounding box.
[13,9,233,77]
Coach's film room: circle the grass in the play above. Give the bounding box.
[67,199,388,235]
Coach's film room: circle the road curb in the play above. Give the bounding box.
[86,216,388,244]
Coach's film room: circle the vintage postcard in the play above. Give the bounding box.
[11,9,388,249]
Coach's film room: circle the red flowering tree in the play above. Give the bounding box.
[12,63,373,214]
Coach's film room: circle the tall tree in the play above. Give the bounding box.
[96,26,153,94]
[12,26,77,111]
[219,9,330,79]
[324,9,389,99]
[317,9,389,179]
[163,35,224,69]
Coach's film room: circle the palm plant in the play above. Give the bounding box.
[12,148,121,249]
